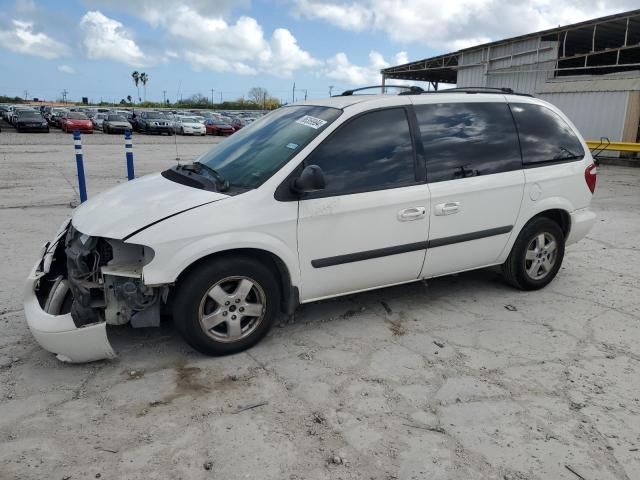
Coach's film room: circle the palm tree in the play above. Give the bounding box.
[126,95,132,104]
[140,72,149,102]
[131,71,140,103]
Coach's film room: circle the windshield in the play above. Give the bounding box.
[108,115,127,121]
[68,112,88,120]
[145,113,164,119]
[197,105,341,188]
[18,112,41,119]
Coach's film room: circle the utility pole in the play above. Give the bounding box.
[61,89,68,104]
[23,90,28,101]
[292,82,295,103]
[220,92,223,104]
[163,90,166,104]
[329,85,334,96]
[303,89,308,101]
[210,88,215,105]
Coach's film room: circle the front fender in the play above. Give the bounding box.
[137,232,301,288]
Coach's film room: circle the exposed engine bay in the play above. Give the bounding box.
[36,223,166,329]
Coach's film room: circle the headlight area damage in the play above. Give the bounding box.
[24,221,166,362]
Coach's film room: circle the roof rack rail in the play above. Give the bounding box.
[425,87,533,97]
[338,85,425,96]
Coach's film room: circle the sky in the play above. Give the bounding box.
[0,0,637,103]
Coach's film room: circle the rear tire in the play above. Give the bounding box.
[173,256,280,356]
[502,217,565,290]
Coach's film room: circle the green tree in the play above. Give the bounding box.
[140,72,149,102]
[131,71,140,103]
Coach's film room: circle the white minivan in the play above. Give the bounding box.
[24,88,598,362]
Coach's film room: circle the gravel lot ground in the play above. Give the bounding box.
[1,129,639,480]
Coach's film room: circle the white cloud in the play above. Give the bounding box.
[57,64,76,74]
[80,11,148,66]
[153,6,318,77]
[325,50,397,85]
[292,0,640,50]
[0,19,69,59]
[293,0,373,30]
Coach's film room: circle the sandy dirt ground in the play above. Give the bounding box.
[0,129,639,480]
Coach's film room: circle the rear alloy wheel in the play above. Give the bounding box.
[173,256,280,356]
[502,217,565,290]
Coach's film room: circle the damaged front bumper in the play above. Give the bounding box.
[24,219,164,363]
[24,220,116,363]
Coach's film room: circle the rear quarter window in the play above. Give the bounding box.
[510,103,585,165]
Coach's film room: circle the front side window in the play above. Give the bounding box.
[196,106,341,189]
[304,108,416,196]
[415,102,521,183]
[510,103,585,165]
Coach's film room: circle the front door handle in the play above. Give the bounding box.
[434,202,460,216]
[398,206,426,221]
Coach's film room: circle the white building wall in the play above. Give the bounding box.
[455,37,630,141]
[457,39,558,95]
[538,91,629,141]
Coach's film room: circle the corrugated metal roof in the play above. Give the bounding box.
[537,74,640,93]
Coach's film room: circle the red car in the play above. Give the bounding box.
[205,118,235,136]
[61,112,93,133]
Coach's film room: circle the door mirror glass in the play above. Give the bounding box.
[292,165,326,194]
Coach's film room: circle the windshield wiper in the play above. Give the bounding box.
[194,162,230,192]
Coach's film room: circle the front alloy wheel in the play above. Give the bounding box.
[198,276,266,343]
[173,256,280,356]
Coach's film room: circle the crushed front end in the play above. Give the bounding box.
[24,220,166,363]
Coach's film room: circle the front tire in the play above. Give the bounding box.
[502,217,565,290]
[173,256,280,356]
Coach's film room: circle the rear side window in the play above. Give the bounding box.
[510,103,584,165]
[415,102,521,183]
[305,108,416,196]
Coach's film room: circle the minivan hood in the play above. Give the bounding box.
[72,172,228,239]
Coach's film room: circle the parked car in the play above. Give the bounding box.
[0,105,10,121]
[92,113,108,130]
[23,91,597,363]
[229,118,246,131]
[14,110,49,132]
[10,106,34,125]
[173,116,206,135]
[103,114,132,134]
[205,118,235,135]
[134,111,172,135]
[60,112,93,133]
[49,108,69,127]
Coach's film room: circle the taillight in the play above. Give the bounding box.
[585,163,597,194]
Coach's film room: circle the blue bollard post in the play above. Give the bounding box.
[125,130,135,180]
[73,130,88,202]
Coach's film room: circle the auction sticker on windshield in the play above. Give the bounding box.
[296,115,327,129]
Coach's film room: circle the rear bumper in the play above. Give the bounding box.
[23,224,116,363]
[567,207,597,245]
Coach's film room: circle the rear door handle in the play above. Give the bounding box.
[398,206,426,221]
[434,202,460,216]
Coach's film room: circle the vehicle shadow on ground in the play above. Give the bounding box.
[106,267,510,360]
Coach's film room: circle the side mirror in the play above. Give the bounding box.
[291,165,326,194]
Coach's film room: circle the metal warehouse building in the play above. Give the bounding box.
[381,9,640,144]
